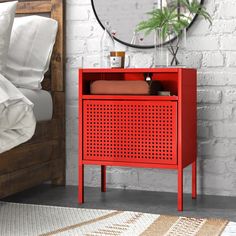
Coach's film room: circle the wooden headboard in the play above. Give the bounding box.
[0,0,65,92]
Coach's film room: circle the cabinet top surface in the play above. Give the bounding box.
[80,68,196,73]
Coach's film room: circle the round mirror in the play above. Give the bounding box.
[92,0,204,48]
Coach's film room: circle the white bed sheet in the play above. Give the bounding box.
[19,88,53,122]
[0,74,36,154]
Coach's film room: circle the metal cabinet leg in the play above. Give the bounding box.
[192,160,197,199]
[101,165,106,192]
[79,164,84,204]
[178,168,183,211]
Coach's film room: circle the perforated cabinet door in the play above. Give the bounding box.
[83,100,177,165]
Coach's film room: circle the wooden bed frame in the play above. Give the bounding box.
[0,0,65,198]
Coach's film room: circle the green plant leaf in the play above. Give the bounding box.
[178,0,212,25]
[136,0,212,42]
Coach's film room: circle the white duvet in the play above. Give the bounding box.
[0,73,36,154]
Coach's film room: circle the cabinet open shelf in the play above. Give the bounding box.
[80,68,180,96]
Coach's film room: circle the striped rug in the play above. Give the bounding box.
[0,202,234,236]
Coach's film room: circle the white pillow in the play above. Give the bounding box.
[0,1,17,72]
[3,15,58,90]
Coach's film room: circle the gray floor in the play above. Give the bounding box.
[3,185,236,221]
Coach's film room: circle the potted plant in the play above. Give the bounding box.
[136,0,212,66]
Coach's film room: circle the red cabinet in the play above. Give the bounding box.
[78,68,197,211]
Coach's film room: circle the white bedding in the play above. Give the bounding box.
[19,88,53,121]
[3,15,58,90]
[0,74,36,154]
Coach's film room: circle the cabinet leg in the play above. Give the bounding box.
[79,164,84,204]
[192,160,197,199]
[101,165,106,192]
[178,168,183,211]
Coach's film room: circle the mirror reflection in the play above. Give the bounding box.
[93,0,203,48]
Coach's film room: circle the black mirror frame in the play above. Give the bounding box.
[91,0,205,49]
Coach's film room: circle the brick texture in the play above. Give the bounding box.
[66,0,236,197]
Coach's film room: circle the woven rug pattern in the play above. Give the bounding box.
[0,202,234,236]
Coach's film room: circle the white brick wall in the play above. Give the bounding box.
[66,0,236,197]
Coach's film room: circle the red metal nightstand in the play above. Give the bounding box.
[78,68,197,211]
